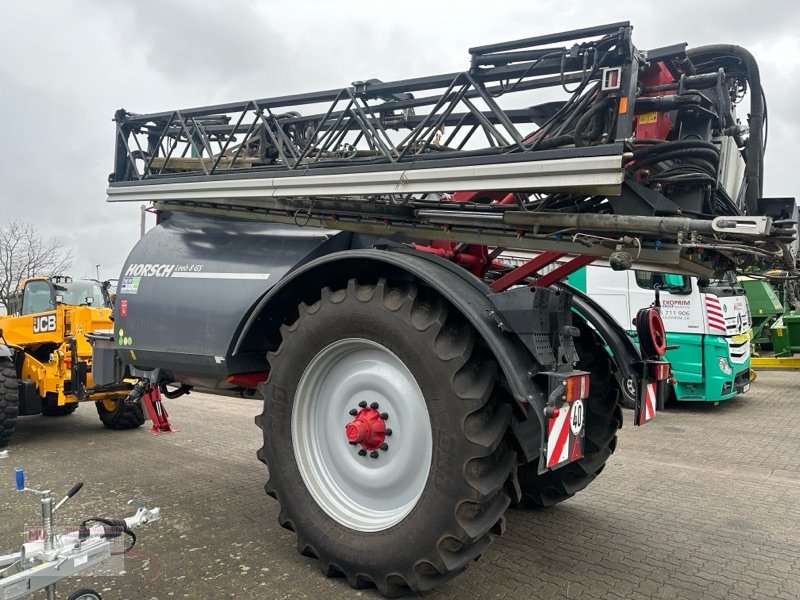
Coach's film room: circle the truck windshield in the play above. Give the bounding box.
[634,271,691,294]
[698,271,744,296]
[54,280,111,308]
[705,271,738,287]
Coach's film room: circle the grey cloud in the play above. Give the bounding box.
[1,0,798,279]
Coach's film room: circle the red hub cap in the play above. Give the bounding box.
[345,407,386,451]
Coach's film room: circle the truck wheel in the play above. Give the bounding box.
[95,399,145,429]
[42,394,79,417]
[0,357,19,447]
[257,279,514,596]
[515,328,622,508]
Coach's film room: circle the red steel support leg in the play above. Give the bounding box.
[141,386,176,434]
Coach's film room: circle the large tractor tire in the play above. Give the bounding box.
[42,393,79,417]
[0,357,19,447]
[257,279,515,596]
[515,327,622,508]
[95,399,145,430]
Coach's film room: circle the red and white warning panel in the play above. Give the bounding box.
[635,361,670,426]
[637,381,657,425]
[542,372,589,470]
[703,294,727,333]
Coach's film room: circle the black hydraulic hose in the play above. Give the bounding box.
[527,78,601,150]
[630,139,719,159]
[527,134,575,150]
[686,45,764,214]
[160,383,191,399]
[582,105,608,144]
[574,96,614,146]
[627,148,721,173]
[553,86,596,136]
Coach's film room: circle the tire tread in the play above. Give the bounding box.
[95,400,145,429]
[0,358,19,447]
[257,278,513,596]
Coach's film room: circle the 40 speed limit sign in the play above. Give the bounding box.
[545,398,585,470]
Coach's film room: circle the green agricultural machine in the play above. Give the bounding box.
[742,275,800,368]
[740,276,784,347]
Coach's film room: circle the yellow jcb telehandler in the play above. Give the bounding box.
[0,276,142,446]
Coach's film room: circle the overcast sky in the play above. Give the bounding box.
[1,0,798,280]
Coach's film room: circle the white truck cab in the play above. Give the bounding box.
[569,266,751,403]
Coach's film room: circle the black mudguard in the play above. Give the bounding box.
[560,283,642,407]
[236,247,545,409]
[235,246,554,461]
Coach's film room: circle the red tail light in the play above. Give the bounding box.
[564,373,590,402]
[650,362,670,381]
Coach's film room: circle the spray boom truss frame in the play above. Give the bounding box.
[107,22,796,276]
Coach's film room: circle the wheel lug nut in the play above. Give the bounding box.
[358,400,367,408]
[358,449,367,456]
[349,408,358,416]
[380,412,389,420]
[370,401,379,409]
[385,428,392,436]
[380,443,389,451]
[369,451,379,459]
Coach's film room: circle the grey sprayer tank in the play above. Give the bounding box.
[116,212,351,380]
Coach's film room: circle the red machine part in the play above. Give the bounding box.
[633,61,675,142]
[635,306,667,358]
[489,252,595,293]
[531,255,596,288]
[410,241,501,277]
[411,191,520,278]
[142,386,176,434]
[424,181,596,286]
[226,371,269,388]
[345,406,387,451]
[451,191,515,204]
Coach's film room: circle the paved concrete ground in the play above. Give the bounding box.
[1,371,798,600]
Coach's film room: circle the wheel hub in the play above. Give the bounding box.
[345,403,391,453]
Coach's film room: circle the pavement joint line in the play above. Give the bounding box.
[617,455,800,486]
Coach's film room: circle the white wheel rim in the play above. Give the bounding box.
[292,338,433,532]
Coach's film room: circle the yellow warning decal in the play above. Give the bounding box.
[638,112,658,125]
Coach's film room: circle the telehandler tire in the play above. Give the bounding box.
[515,327,622,508]
[0,357,19,447]
[257,279,514,597]
[42,394,79,417]
[95,399,145,430]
